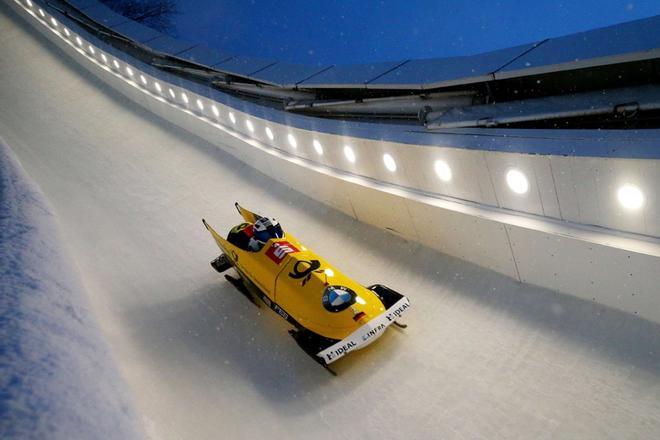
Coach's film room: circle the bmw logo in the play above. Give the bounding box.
[322,285,356,312]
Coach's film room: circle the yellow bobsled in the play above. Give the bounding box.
[202,203,410,374]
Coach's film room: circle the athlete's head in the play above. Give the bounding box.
[253,217,284,243]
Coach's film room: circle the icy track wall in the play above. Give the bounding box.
[8,0,660,323]
[0,138,141,439]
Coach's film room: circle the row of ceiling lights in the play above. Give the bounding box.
[30,0,646,212]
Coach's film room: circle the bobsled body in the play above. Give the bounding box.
[203,203,410,369]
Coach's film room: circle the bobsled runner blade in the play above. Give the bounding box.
[224,274,261,308]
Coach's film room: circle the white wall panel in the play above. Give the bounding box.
[571,157,602,225]
[359,140,410,188]
[346,183,419,241]
[380,142,424,190]
[508,224,660,323]
[532,156,562,219]
[413,147,492,205]
[486,152,545,215]
[642,160,660,237]
[595,158,648,235]
[549,156,579,222]
[405,198,519,278]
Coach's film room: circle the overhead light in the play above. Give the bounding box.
[344,145,356,163]
[246,120,254,132]
[75,36,82,46]
[88,45,95,55]
[196,99,204,111]
[63,28,70,37]
[38,8,44,17]
[181,92,189,104]
[313,139,323,155]
[265,127,274,140]
[101,53,107,64]
[154,82,162,93]
[140,74,147,85]
[125,66,133,77]
[26,0,32,7]
[212,105,219,117]
[168,88,175,99]
[506,169,529,194]
[229,112,236,124]
[434,160,452,182]
[383,153,397,172]
[288,134,297,148]
[50,18,57,27]
[617,184,644,210]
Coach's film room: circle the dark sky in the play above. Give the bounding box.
[169,0,660,65]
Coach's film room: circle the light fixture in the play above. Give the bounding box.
[506,169,529,194]
[229,112,236,124]
[113,59,120,69]
[50,18,57,27]
[344,145,356,163]
[75,36,82,46]
[26,0,33,7]
[168,88,175,99]
[38,8,44,17]
[434,160,452,182]
[617,184,644,210]
[313,139,323,155]
[139,74,147,85]
[196,99,204,111]
[125,66,133,77]
[246,120,254,132]
[101,53,107,64]
[212,105,219,117]
[265,127,274,140]
[287,134,297,148]
[181,92,189,104]
[154,82,162,93]
[88,45,95,55]
[63,28,70,37]
[383,153,397,172]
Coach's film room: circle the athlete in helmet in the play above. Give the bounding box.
[227,217,284,252]
[252,217,284,250]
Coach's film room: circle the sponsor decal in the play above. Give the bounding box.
[322,285,356,312]
[318,296,410,364]
[289,259,322,286]
[273,303,289,320]
[265,241,299,264]
[383,300,410,323]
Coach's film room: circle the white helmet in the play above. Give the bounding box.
[253,217,283,243]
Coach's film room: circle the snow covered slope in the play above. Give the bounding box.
[0,138,141,439]
[1,2,659,439]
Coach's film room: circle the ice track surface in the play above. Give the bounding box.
[1,4,659,439]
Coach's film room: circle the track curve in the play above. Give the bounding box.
[1,4,659,439]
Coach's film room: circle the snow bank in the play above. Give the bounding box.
[0,137,141,439]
